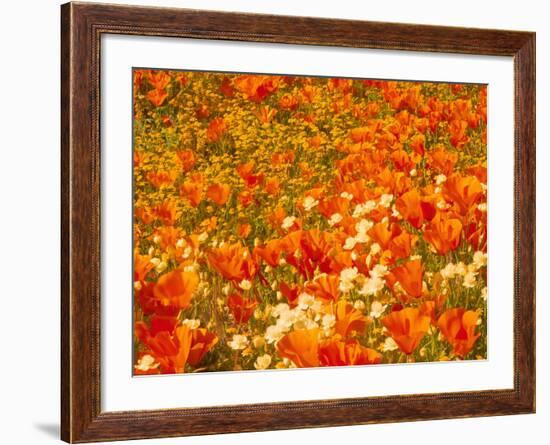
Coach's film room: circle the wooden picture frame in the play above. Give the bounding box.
[61,2,535,442]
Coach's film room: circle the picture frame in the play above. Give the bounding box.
[61,1,535,442]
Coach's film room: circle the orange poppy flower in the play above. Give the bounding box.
[279,282,301,306]
[389,229,417,260]
[334,300,369,337]
[386,258,424,300]
[424,211,463,255]
[305,274,340,302]
[153,225,183,251]
[237,161,265,188]
[237,223,252,239]
[233,75,280,102]
[227,294,258,324]
[238,189,254,207]
[152,199,179,225]
[207,243,257,282]
[153,269,199,310]
[409,133,425,155]
[395,189,424,229]
[146,70,171,90]
[255,105,278,123]
[278,94,299,110]
[381,307,431,354]
[187,328,218,367]
[134,252,154,282]
[146,170,175,188]
[449,119,469,148]
[319,339,382,366]
[437,308,480,358]
[442,174,484,215]
[175,149,196,172]
[135,323,193,373]
[206,183,231,205]
[276,328,320,368]
[253,239,281,267]
[428,146,458,175]
[206,117,227,142]
[146,88,168,107]
[264,177,281,196]
[180,181,203,207]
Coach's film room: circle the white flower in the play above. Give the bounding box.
[228,334,249,350]
[455,262,467,276]
[435,174,447,185]
[153,235,161,244]
[353,200,376,218]
[370,243,381,255]
[176,238,185,248]
[359,276,385,296]
[343,236,357,251]
[134,281,142,291]
[381,337,399,352]
[303,196,319,211]
[436,200,449,210]
[339,267,359,293]
[370,301,387,319]
[182,246,193,259]
[254,354,272,370]
[481,287,488,301]
[181,318,201,329]
[340,191,354,200]
[477,203,487,212]
[281,216,297,230]
[370,264,388,279]
[134,354,160,372]
[239,279,252,290]
[271,303,290,318]
[328,213,343,226]
[353,300,366,311]
[441,263,457,279]
[322,313,336,329]
[379,194,394,208]
[409,168,417,177]
[355,218,371,234]
[297,292,316,310]
[155,261,167,274]
[473,251,487,269]
[149,257,160,266]
[463,271,477,288]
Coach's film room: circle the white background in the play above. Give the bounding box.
[0,0,546,444]
[102,35,514,411]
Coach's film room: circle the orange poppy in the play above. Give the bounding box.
[276,329,320,368]
[206,117,227,142]
[253,239,282,267]
[442,174,483,215]
[386,258,424,300]
[153,269,199,310]
[207,243,257,282]
[237,161,265,188]
[175,149,196,172]
[424,211,463,255]
[319,338,382,366]
[146,170,175,188]
[134,252,154,282]
[237,223,252,238]
[389,229,417,260]
[264,177,281,196]
[255,105,278,123]
[395,189,424,229]
[206,183,231,205]
[381,307,431,354]
[305,274,340,302]
[279,282,301,306]
[334,300,369,337]
[437,308,480,358]
[146,70,171,90]
[227,294,258,324]
[146,88,168,107]
[180,181,203,208]
[152,200,179,225]
[187,329,218,367]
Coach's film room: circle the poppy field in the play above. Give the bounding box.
[132,68,488,375]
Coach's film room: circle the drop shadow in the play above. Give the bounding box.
[33,422,59,439]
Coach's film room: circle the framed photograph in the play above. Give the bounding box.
[61,2,535,442]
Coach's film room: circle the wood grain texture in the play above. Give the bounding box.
[60,2,536,442]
